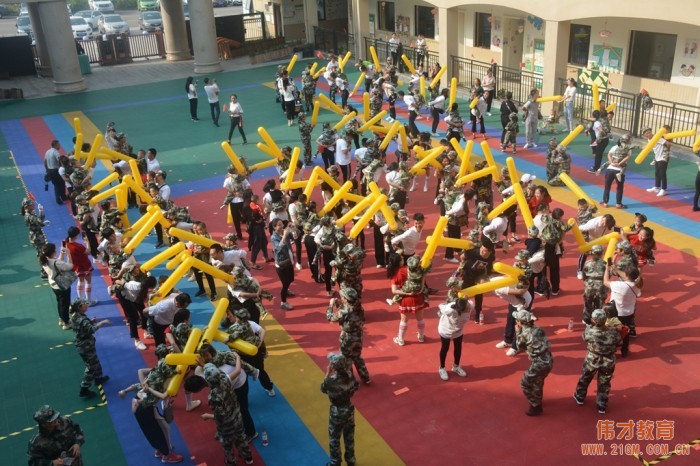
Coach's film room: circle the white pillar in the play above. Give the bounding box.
[438,7,458,88]
[352,0,370,59]
[38,0,85,92]
[303,0,318,45]
[27,2,52,77]
[188,0,222,73]
[160,0,191,61]
[542,20,570,112]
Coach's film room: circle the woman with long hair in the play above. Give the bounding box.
[386,253,427,346]
[185,76,199,121]
[271,218,296,310]
[65,226,97,306]
[40,243,74,330]
[113,264,157,350]
[437,297,472,380]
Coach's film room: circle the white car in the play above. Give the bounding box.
[90,0,115,14]
[70,16,94,40]
[98,14,130,35]
[75,10,103,31]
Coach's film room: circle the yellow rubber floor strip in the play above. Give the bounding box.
[63,111,115,172]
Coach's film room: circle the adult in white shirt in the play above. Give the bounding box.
[335,73,349,107]
[335,132,353,183]
[576,213,616,277]
[398,90,419,137]
[483,213,510,252]
[223,172,251,238]
[40,242,74,328]
[559,78,577,131]
[185,76,199,121]
[210,243,252,280]
[482,69,496,114]
[146,148,160,174]
[429,88,448,134]
[282,78,297,126]
[203,77,220,127]
[603,261,642,357]
[226,94,248,144]
[387,33,400,65]
[495,276,533,356]
[437,298,472,380]
[391,213,425,260]
[44,140,67,204]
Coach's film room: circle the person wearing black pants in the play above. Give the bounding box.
[461,243,495,323]
[304,233,322,282]
[229,201,244,238]
[40,243,73,328]
[543,243,561,295]
[429,88,448,134]
[372,220,387,268]
[271,220,296,310]
[694,167,700,212]
[185,76,199,121]
[248,212,270,266]
[226,95,248,144]
[437,299,471,380]
[602,167,626,208]
[500,92,518,142]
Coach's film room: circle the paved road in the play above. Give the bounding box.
[0,5,242,37]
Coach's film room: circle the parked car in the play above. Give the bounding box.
[70,16,94,40]
[75,10,103,30]
[183,3,189,19]
[138,0,159,11]
[212,0,226,7]
[16,14,31,36]
[0,4,12,18]
[90,0,115,14]
[230,0,242,5]
[98,13,129,34]
[19,3,27,15]
[138,11,162,32]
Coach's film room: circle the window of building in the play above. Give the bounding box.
[415,6,435,39]
[569,24,591,66]
[377,1,395,32]
[474,12,491,48]
[627,30,677,81]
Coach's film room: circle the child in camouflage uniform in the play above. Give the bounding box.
[321,353,359,466]
[21,197,49,279]
[513,310,553,416]
[298,112,314,165]
[71,299,110,398]
[389,256,431,305]
[301,67,318,112]
[501,112,519,153]
[596,133,634,182]
[547,144,571,186]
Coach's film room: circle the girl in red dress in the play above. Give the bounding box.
[624,226,657,268]
[387,253,428,346]
[527,186,552,218]
[66,226,97,305]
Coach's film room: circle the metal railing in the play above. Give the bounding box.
[129,32,166,59]
[243,13,267,42]
[78,33,165,65]
[315,27,355,57]
[363,37,439,73]
[451,56,542,104]
[559,79,700,148]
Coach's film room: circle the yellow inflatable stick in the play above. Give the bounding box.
[351,73,365,96]
[251,159,279,172]
[420,75,426,100]
[693,135,700,152]
[73,117,82,134]
[398,125,409,153]
[455,165,497,186]
[123,175,153,204]
[334,111,357,131]
[455,139,474,177]
[577,231,621,253]
[311,99,321,126]
[74,132,84,159]
[458,275,519,298]
[570,222,586,246]
[487,195,518,220]
[340,51,352,71]
[90,172,120,193]
[318,94,345,115]
[309,62,318,76]
[280,147,301,190]
[420,216,448,268]
[358,110,387,132]
[166,250,190,271]
[469,97,479,109]
[128,159,143,186]
[200,298,259,355]
[320,181,355,217]
[481,142,500,182]
[592,84,600,111]
[123,210,165,254]
[335,194,377,226]
[401,54,416,74]
[410,147,445,174]
[379,121,401,151]
[369,46,381,72]
[88,184,120,206]
[114,187,127,212]
[313,66,326,80]
[168,227,220,249]
[349,194,386,238]
[188,256,234,284]
[141,242,187,272]
[493,262,525,277]
[303,166,341,199]
[368,125,388,133]
[227,205,233,225]
[560,124,584,147]
[122,205,158,239]
[429,65,446,89]
[363,92,370,120]
[366,182,397,230]
[536,95,562,103]
[84,133,103,170]
[152,257,194,303]
[449,77,458,108]
[605,102,617,113]
[221,142,246,174]
[258,127,282,157]
[255,142,280,160]
[664,129,697,140]
[287,54,298,73]
[165,327,202,396]
[635,127,668,164]
[98,147,133,162]
[604,236,618,261]
[559,173,596,207]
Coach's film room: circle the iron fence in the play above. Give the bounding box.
[559,79,700,148]
[129,32,166,60]
[243,13,267,42]
[363,37,438,73]
[315,27,355,57]
[78,33,165,65]
[451,56,543,104]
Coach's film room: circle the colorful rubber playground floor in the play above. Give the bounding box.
[1,61,699,466]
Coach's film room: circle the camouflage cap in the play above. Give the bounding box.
[232,265,246,276]
[342,243,355,255]
[397,209,408,219]
[154,343,170,359]
[298,112,306,118]
[21,197,34,209]
[406,255,420,269]
[446,276,462,288]
[528,225,540,237]
[556,144,567,153]
[34,405,60,424]
[203,363,222,384]
[327,352,349,370]
[515,250,531,261]
[616,240,633,251]
[548,137,558,147]
[234,308,251,320]
[70,298,89,312]
[340,287,358,302]
[591,309,607,325]
[223,233,238,242]
[477,201,490,211]
[398,161,408,170]
[389,203,400,212]
[512,309,537,323]
[590,245,604,255]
